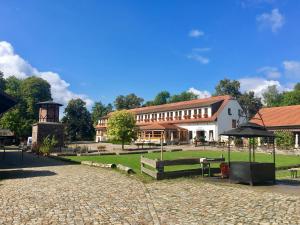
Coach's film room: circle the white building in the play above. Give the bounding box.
[95,95,246,144]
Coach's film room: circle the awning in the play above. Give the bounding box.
[0,91,17,115]
[139,123,186,131]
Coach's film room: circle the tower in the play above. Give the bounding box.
[32,101,64,148]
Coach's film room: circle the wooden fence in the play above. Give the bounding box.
[141,156,225,180]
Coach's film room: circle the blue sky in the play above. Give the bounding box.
[0,0,300,107]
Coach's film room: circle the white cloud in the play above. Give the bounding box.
[283,60,300,79]
[192,47,211,52]
[0,41,93,108]
[257,66,281,78]
[187,53,210,64]
[256,9,284,33]
[188,87,211,99]
[188,29,204,38]
[239,77,290,97]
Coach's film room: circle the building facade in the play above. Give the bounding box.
[95,95,246,144]
[251,105,300,149]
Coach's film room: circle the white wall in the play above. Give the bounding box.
[217,99,246,141]
[176,122,217,141]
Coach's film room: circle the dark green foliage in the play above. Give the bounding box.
[294,83,300,91]
[62,99,95,141]
[114,93,144,110]
[214,78,241,98]
[0,76,52,138]
[168,91,197,103]
[91,101,113,125]
[0,71,6,91]
[262,85,283,107]
[281,90,300,106]
[275,131,294,150]
[238,91,262,119]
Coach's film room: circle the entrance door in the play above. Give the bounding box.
[196,131,205,141]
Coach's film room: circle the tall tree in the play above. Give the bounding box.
[91,101,113,125]
[281,90,300,106]
[62,99,94,141]
[214,79,241,98]
[238,91,262,119]
[107,110,137,150]
[0,76,52,139]
[114,93,144,110]
[144,91,171,106]
[262,85,283,107]
[169,91,197,103]
[294,83,300,91]
[0,71,6,91]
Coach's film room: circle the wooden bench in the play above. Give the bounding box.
[288,168,300,178]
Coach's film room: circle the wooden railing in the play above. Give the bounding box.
[141,156,225,180]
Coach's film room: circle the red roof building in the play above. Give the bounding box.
[251,105,300,148]
[95,95,246,144]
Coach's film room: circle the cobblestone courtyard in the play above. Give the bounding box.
[0,152,300,225]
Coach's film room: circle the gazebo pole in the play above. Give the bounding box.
[253,138,255,162]
[248,138,252,163]
[273,137,276,164]
[228,136,231,167]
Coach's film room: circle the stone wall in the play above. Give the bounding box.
[32,122,64,147]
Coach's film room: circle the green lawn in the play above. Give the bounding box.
[65,150,300,180]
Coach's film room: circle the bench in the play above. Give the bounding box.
[288,168,300,178]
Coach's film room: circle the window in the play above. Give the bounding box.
[198,109,202,115]
[228,108,232,115]
[194,109,197,114]
[184,110,187,115]
[232,119,237,128]
[188,110,191,116]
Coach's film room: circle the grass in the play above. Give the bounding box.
[64,150,300,180]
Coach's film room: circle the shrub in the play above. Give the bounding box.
[275,130,294,150]
[39,135,58,156]
[234,137,243,148]
[97,145,106,151]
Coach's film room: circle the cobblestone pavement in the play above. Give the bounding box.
[0,152,300,225]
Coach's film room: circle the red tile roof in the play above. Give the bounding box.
[251,105,300,128]
[139,123,186,131]
[129,95,232,114]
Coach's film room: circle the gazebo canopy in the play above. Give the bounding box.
[221,122,275,138]
[0,91,17,115]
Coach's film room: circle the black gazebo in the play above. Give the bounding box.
[0,91,17,116]
[221,122,276,185]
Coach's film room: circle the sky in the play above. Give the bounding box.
[0,0,300,109]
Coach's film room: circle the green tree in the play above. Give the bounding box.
[144,91,171,106]
[0,71,6,91]
[62,99,94,141]
[262,85,283,107]
[275,130,294,150]
[0,76,52,139]
[214,79,241,98]
[169,91,197,103]
[114,93,144,110]
[107,110,137,150]
[238,91,262,119]
[91,101,113,125]
[281,90,300,106]
[294,83,300,91]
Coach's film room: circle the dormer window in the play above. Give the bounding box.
[228,108,232,115]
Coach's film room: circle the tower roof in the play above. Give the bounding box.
[37,100,63,107]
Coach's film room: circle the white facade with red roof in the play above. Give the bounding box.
[95,95,246,144]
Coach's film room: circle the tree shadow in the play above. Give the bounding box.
[0,150,75,169]
[0,169,56,180]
